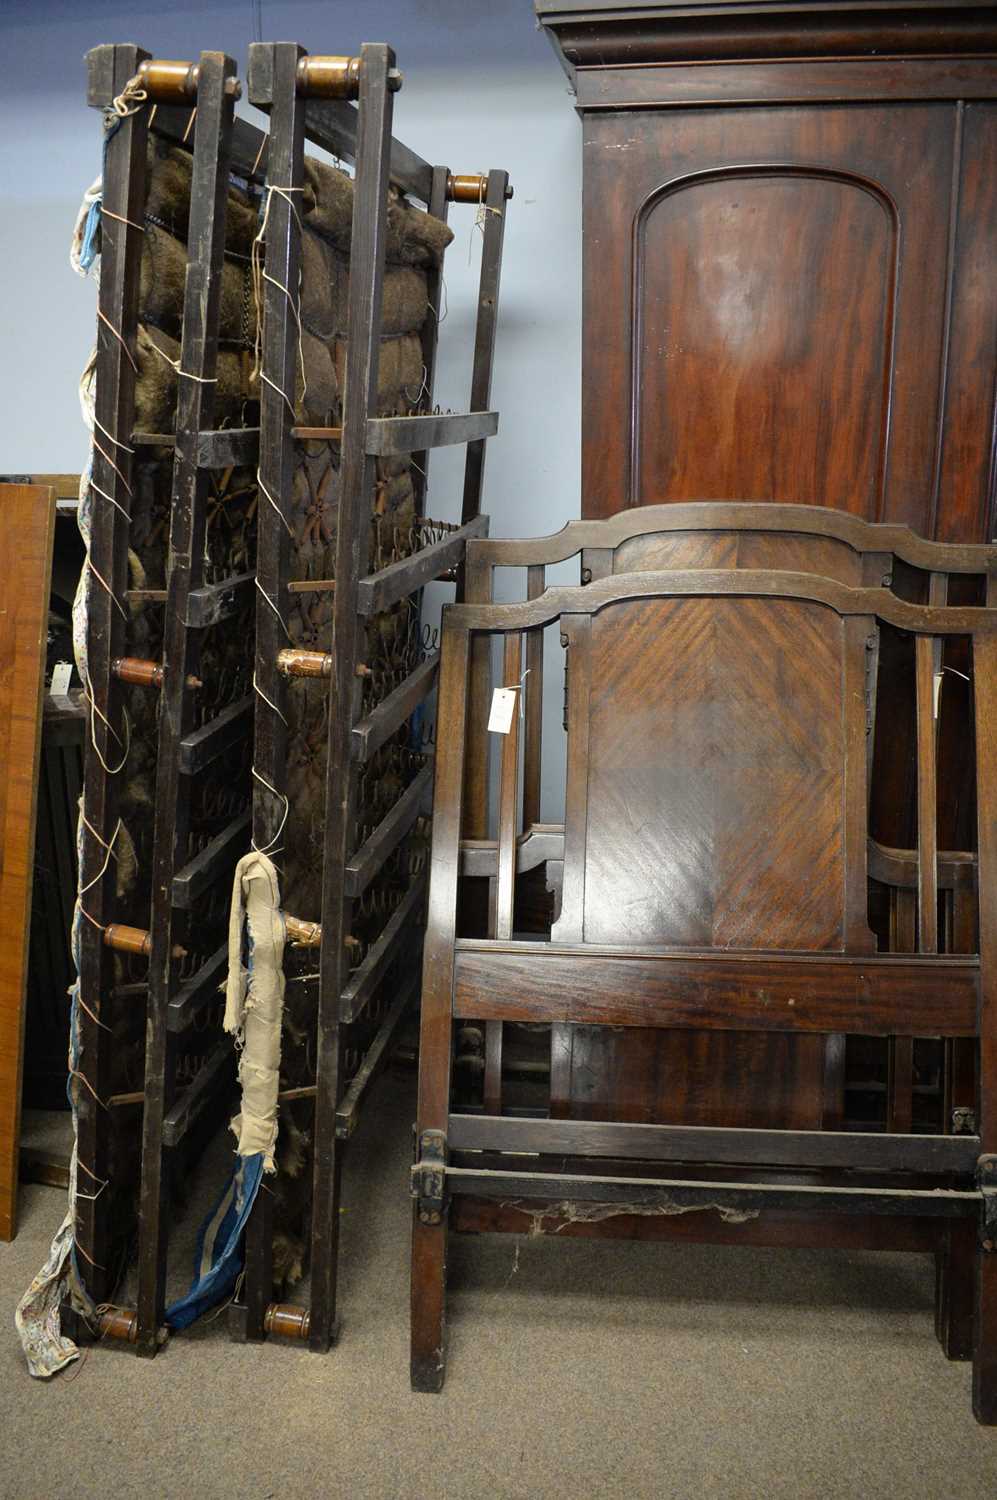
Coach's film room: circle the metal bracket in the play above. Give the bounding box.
[978,1155,997,1249]
[411,1129,447,1225]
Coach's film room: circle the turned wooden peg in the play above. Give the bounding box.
[447,173,514,203]
[296,55,363,99]
[277,649,333,679]
[103,924,187,959]
[264,1302,311,1339]
[284,914,322,947]
[112,658,202,691]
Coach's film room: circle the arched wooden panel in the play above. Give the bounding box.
[631,169,898,513]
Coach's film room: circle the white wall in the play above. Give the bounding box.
[0,0,580,815]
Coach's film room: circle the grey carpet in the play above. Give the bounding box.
[3,1073,996,1500]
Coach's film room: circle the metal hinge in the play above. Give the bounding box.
[561,631,569,732]
[978,1155,997,1250]
[411,1128,447,1225]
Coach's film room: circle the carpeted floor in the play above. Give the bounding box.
[3,1072,997,1500]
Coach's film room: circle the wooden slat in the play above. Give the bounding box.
[0,486,56,1240]
[161,1043,234,1148]
[340,874,427,1023]
[336,976,417,1138]
[178,694,252,773]
[411,165,450,517]
[916,573,946,953]
[365,410,498,456]
[166,943,229,1032]
[447,1113,980,1176]
[452,944,980,1036]
[357,515,488,616]
[495,636,522,941]
[523,566,545,828]
[303,99,434,204]
[185,569,255,627]
[172,811,251,908]
[148,103,269,183]
[351,652,438,762]
[131,430,260,467]
[344,762,433,899]
[461,169,510,525]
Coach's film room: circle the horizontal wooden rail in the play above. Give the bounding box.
[460,824,565,877]
[441,1166,980,1219]
[148,105,269,183]
[167,944,229,1033]
[179,694,252,773]
[344,763,433,898]
[352,652,438,761]
[303,99,433,203]
[459,829,976,891]
[161,1043,234,1147]
[340,874,427,1022]
[365,411,498,456]
[447,1114,981,1175]
[452,944,980,1037]
[132,430,260,468]
[186,570,255,628]
[172,811,251,909]
[357,515,489,616]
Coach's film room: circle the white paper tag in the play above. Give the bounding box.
[51,661,73,696]
[933,670,943,719]
[488,687,517,735]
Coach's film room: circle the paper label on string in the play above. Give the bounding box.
[488,688,517,735]
[51,661,73,696]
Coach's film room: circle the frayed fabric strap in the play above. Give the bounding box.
[224,852,285,1171]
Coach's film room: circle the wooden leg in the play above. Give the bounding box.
[935,1218,975,1361]
[411,1210,447,1392]
[973,1241,997,1424]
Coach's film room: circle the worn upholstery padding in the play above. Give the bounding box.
[302,157,452,266]
[224,853,286,1171]
[145,141,258,258]
[134,326,256,432]
[300,231,428,339]
[141,226,251,347]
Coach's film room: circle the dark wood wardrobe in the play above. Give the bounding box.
[536,0,997,1132]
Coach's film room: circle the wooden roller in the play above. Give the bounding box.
[112,657,202,690]
[447,173,515,203]
[296,55,363,99]
[103,924,187,959]
[264,1302,311,1339]
[97,1306,139,1343]
[284,914,322,947]
[137,59,241,103]
[277,648,333,679]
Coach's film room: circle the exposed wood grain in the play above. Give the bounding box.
[453,945,979,1036]
[0,485,56,1240]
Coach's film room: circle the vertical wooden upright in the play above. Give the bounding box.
[77,44,151,1302]
[311,42,398,1355]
